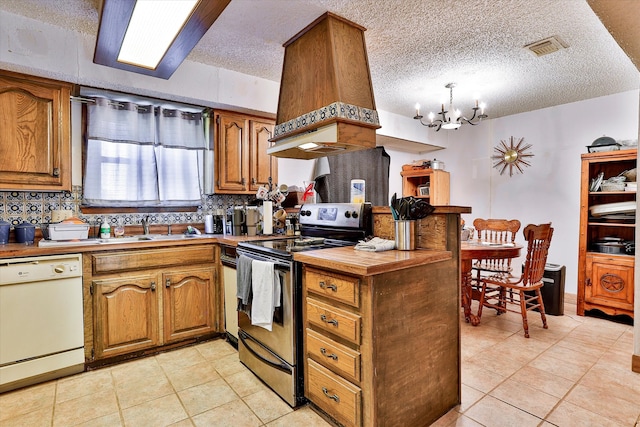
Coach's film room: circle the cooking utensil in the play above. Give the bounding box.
[409,199,435,219]
[587,136,620,153]
[431,159,445,170]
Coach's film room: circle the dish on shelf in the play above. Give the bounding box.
[586,136,620,153]
[589,201,636,217]
[600,181,626,192]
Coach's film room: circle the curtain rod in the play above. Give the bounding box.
[70,95,211,117]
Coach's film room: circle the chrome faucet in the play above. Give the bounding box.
[142,216,150,235]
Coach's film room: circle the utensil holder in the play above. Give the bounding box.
[394,220,416,250]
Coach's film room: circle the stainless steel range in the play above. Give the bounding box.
[236,203,372,407]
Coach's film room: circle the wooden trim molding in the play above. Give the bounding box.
[94,0,230,79]
[633,354,640,374]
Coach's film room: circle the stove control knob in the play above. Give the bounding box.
[344,211,351,218]
[302,210,311,216]
[352,211,359,219]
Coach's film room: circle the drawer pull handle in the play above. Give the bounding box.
[320,347,338,360]
[322,387,340,402]
[151,281,156,291]
[166,278,171,288]
[319,281,338,292]
[320,314,339,327]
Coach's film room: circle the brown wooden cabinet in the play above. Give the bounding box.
[585,253,634,313]
[577,149,636,318]
[214,110,277,193]
[301,250,460,427]
[163,267,217,343]
[0,70,72,191]
[93,274,160,359]
[84,245,222,363]
[400,168,450,205]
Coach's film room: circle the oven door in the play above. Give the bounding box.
[238,330,298,407]
[236,248,302,406]
[236,251,294,365]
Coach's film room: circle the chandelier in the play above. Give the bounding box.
[413,83,487,131]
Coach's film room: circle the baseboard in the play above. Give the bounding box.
[563,293,577,305]
[633,354,640,374]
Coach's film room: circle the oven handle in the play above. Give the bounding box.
[238,330,291,374]
[236,249,292,270]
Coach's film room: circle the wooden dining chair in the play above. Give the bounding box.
[472,218,521,286]
[477,223,554,338]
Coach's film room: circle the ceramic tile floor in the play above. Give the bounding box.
[1,301,639,427]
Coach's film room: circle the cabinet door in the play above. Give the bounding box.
[216,112,248,193]
[163,267,219,342]
[0,71,72,190]
[249,119,277,191]
[93,274,160,359]
[585,254,634,314]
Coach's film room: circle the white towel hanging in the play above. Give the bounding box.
[250,259,279,331]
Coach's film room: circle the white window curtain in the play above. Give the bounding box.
[83,96,207,207]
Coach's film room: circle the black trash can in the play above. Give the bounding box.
[523,263,566,315]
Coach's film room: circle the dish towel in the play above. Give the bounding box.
[354,237,396,252]
[250,260,281,331]
[236,254,253,313]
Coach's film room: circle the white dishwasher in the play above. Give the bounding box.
[220,245,238,346]
[0,253,84,392]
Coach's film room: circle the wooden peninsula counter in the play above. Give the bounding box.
[295,206,470,427]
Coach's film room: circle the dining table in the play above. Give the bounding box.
[460,240,523,326]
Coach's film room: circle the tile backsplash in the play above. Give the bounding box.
[0,186,252,231]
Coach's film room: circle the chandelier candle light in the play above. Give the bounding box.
[414,83,487,131]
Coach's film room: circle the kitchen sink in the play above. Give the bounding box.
[38,233,205,247]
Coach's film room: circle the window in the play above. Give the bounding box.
[82,92,209,207]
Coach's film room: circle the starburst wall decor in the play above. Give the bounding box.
[492,136,534,176]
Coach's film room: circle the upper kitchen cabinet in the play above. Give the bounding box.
[214,110,277,194]
[401,168,450,205]
[0,70,72,191]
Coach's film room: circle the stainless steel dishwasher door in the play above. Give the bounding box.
[0,253,84,392]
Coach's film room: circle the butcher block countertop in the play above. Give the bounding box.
[0,234,277,258]
[294,246,452,276]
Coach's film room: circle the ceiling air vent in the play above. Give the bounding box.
[524,36,568,57]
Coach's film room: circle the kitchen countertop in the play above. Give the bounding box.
[0,233,287,258]
[294,246,452,276]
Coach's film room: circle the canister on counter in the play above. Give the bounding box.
[351,179,365,203]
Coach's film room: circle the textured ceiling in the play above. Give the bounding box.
[1,0,638,120]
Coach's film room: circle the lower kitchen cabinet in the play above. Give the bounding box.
[302,257,459,427]
[84,245,223,364]
[93,274,161,358]
[163,267,218,343]
[584,253,634,315]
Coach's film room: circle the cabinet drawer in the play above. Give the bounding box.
[306,298,361,345]
[307,328,360,383]
[306,268,360,307]
[307,359,361,427]
[92,246,216,274]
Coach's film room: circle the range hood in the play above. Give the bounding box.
[268,12,381,159]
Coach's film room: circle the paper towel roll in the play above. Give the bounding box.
[262,201,273,235]
[51,210,72,223]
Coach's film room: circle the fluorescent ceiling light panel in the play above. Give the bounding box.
[118,0,199,69]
